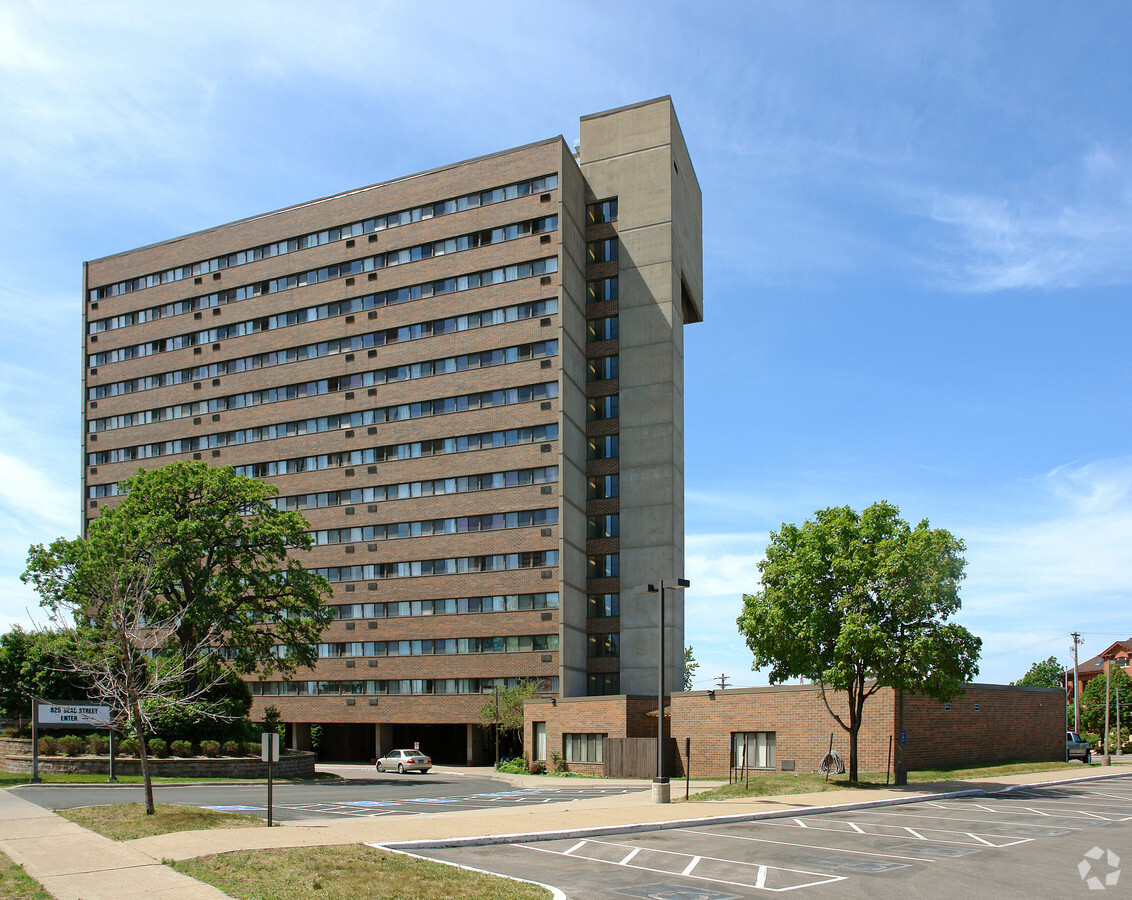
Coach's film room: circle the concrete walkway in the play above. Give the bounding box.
[2,761,1130,899]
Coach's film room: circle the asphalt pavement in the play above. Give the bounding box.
[2,761,1130,900]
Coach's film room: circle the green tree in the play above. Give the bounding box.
[683,645,699,692]
[737,501,982,781]
[0,627,88,721]
[23,461,333,694]
[1079,667,1132,736]
[479,679,542,761]
[1012,655,1065,689]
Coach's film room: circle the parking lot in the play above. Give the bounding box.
[403,775,1132,898]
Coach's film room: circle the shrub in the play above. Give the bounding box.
[550,750,567,773]
[242,741,260,757]
[222,740,242,756]
[87,734,109,756]
[59,735,85,757]
[495,757,528,774]
[170,740,194,758]
[37,736,59,757]
[200,740,220,758]
[118,738,139,757]
[529,759,546,775]
[148,738,168,758]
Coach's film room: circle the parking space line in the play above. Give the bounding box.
[562,841,586,856]
[677,828,939,863]
[515,840,847,892]
[620,847,642,865]
[682,856,702,876]
[763,818,1032,848]
[844,808,1087,830]
[965,833,996,846]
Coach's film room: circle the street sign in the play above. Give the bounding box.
[36,702,111,728]
[261,733,280,763]
[900,730,906,745]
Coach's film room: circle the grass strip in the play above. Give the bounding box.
[58,803,264,841]
[688,759,1092,800]
[171,845,550,900]
[0,851,52,900]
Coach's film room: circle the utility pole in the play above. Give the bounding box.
[1071,632,1083,734]
[1103,658,1112,766]
[716,673,730,691]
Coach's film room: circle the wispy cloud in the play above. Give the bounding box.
[926,146,1132,292]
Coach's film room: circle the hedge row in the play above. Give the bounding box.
[36,735,262,758]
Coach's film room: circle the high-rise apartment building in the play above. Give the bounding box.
[82,97,702,762]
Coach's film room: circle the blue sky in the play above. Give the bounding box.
[1,1,1128,688]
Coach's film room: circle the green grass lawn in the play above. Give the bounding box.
[688,759,1092,800]
[57,803,265,841]
[0,852,52,900]
[171,845,550,900]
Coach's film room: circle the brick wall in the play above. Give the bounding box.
[530,682,1064,778]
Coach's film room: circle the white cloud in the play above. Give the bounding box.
[926,146,1132,292]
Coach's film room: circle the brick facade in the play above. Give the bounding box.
[525,683,1064,777]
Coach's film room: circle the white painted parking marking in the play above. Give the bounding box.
[681,855,701,876]
[677,828,939,863]
[516,839,847,892]
[763,818,1031,848]
[620,847,642,865]
[563,841,586,856]
[965,833,996,846]
[846,823,864,834]
[792,818,807,827]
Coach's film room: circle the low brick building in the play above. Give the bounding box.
[524,682,1064,777]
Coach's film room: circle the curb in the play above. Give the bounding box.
[377,769,1132,851]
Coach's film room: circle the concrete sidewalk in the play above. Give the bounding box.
[2,762,1129,899]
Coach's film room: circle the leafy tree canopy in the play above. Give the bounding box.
[1012,655,1065,689]
[479,679,543,737]
[23,461,333,690]
[737,501,982,780]
[683,645,699,692]
[1079,666,1132,734]
[0,627,88,720]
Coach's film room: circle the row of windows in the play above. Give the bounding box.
[86,382,557,465]
[587,435,619,461]
[87,256,558,367]
[587,514,619,539]
[250,675,558,697]
[331,592,559,620]
[89,174,559,301]
[586,356,619,382]
[586,395,619,422]
[586,315,618,342]
[586,199,618,226]
[587,674,620,696]
[312,549,558,583]
[89,216,556,339]
[88,340,557,433]
[314,633,558,658]
[587,592,620,618]
[88,297,556,401]
[586,474,619,499]
[271,466,558,511]
[311,507,557,545]
[587,633,619,658]
[586,239,618,265]
[586,277,618,304]
[91,420,556,470]
[587,553,619,579]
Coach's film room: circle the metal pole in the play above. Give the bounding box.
[657,580,665,790]
[493,686,500,767]
[30,697,40,784]
[1072,631,1081,734]
[1103,659,1111,766]
[267,756,274,827]
[108,728,117,783]
[685,737,691,800]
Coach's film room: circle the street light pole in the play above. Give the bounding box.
[638,578,689,804]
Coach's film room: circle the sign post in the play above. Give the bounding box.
[262,732,280,826]
[30,697,39,784]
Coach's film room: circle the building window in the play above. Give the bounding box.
[587,435,619,460]
[732,732,776,769]
[586,356,618,382]
[587,199,618,225]
[587,514,619,539]
[564,732,606,763]
[587,554,619,579]
[586,277,618,303]
[587,239,618,264]
[587,633,620,658]
[587,474,619,499]
[586,395,619,421]
[587,673,620,696]
[586,315,618,342]
[587,593,620,618]
[533,722,547,762]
